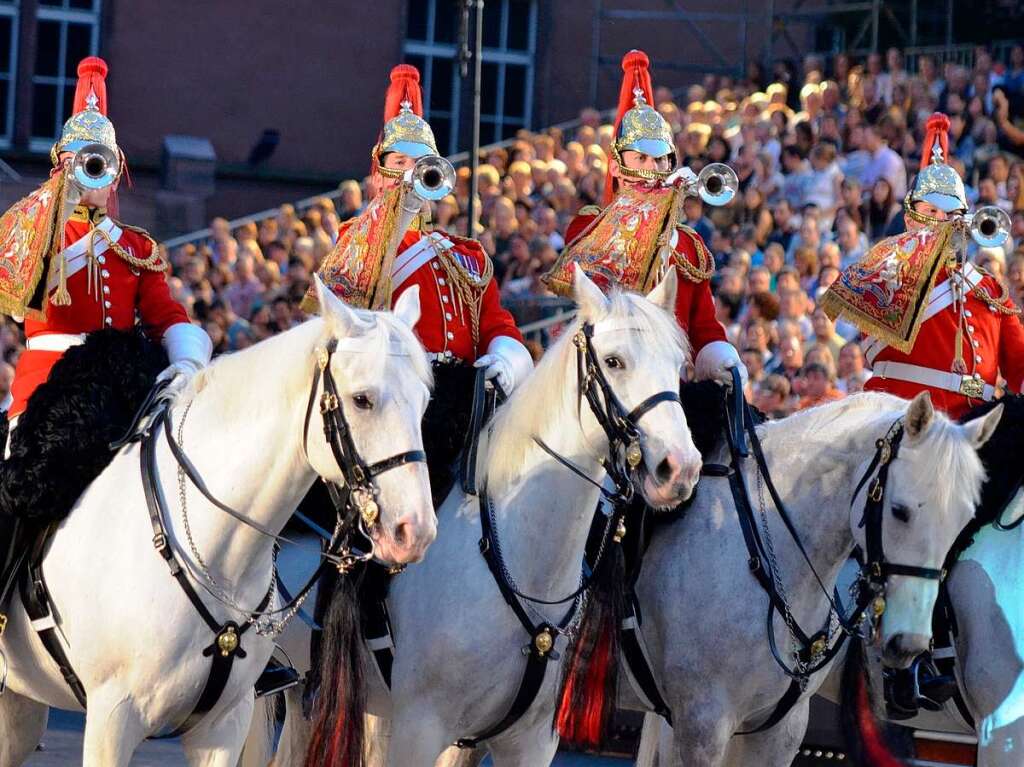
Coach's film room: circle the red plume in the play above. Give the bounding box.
[383,64,424,121]
[72,56,108,115]
[919,112,950,171]
[605,50,657,204]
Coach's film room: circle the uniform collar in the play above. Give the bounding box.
[68,205,107,225]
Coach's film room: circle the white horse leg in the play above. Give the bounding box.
[0,689,48,767]
[238,694,276,767]
[180,696,255,767]
[80,694,147,767]
[664,700,733,767]
[434,745,484,767]
[634,712,662,767]
[385,710,450,767]
[364,712,392,767]
[487,731,559,767]
[721,701,810,767]
[271,685,309,767]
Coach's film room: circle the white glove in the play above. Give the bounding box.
[159,322,213,396]
[694,340,748,389]
[474,335,534,395]
[474,353,514,393]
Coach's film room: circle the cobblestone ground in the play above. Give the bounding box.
[24,710,628,765]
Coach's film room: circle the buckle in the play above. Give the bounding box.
[958,375,985,399]
[320,392,339,414]
[152,532,168,552]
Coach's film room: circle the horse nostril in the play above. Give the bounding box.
[656,457,674,482]
[393,521,413,549]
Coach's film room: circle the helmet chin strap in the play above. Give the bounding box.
[610,143,676,182]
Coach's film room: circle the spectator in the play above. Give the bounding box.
[753,374,793,418]
[797,362,844,409]
[837,341,870,393]
[861,120,907,201]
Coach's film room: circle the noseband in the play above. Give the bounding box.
[302,337,427,569]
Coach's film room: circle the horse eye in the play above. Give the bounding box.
[892,505,911,523]
[352,394,374,411]
[604,355,625,370]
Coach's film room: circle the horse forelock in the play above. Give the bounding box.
[484,288,689,491]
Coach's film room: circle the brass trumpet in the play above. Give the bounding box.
[966,205,1011,249]
[408,155,456,202]
[695,162,738,207]
[70,142,120,191]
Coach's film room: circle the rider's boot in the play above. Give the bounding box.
[884,653,957,720]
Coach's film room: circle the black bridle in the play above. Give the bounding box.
[300,337,427,568]
[455,320,685,749]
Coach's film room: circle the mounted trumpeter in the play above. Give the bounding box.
[308,63,532,506]
[822,112,1024,419]
[547,49,745,386]
[0,57,210,622]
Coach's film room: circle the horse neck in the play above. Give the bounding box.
[482,337,606,602]
[166,320,322,593]
[751,399,889,607]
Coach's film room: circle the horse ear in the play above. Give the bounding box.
[572,263,609,320]
[392,285,422,330]
[314,274,361,337]
[962,402,1003,449]
[646,268,678,314]
[905,391,935,442]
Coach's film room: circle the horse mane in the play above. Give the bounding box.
[961,393,1024,526]
[169,311,433,413]
[760,391,986,515]
[484,289,688,493]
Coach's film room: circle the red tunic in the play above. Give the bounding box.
[337,219,522,361]
[863,263,1024,418]
[10,213,187,417]
[565,212,727,355]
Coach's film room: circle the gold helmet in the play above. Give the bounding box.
[374,65,438,178]
[51,56,119,165]
[607,50,676,202]
[906,112,967,222]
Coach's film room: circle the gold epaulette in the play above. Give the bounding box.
[673,224,715,283]
[578,204,602,217]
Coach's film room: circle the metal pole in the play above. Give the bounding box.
[870,0,880,52]
[945,0,953,48]
[466,0,484,238]
[590,0,602,107]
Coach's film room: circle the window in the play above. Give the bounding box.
[30,0,100,151]
[0,2,18,148]
[404,0,536,154]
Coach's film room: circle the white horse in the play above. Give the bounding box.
[818,394,1024,767]
[0,277,437,767]
[626,391,1002,766]
[259,266,704,766]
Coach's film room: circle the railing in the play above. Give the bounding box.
[161,110,614,251]
[896,39,1018,74]
[503,295,576,346]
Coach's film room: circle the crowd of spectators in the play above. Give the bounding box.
[5,44,1023,416]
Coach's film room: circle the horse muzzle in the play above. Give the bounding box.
[882,632,931,670]
[641,450,700,510]
[372,511,437,566]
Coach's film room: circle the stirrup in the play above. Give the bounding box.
[254,658,300,699]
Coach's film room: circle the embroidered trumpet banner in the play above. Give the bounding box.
[820,223,954,353]
[544,185,678,296]
[303,186,405,312]
[0,173,64,320]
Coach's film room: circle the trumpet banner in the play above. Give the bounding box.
[303,186,406,313]
[820,222,954,353]
[543,184,678,297]
[0,172,64,321]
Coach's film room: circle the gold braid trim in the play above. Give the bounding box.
[672,225,715,283]
[108,223,167,272]
[967,263,1022,316]
[428,234,493,350]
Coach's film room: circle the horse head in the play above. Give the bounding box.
[309,276,436,566]
[858,391,1002,668]
[572,265,702,509]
